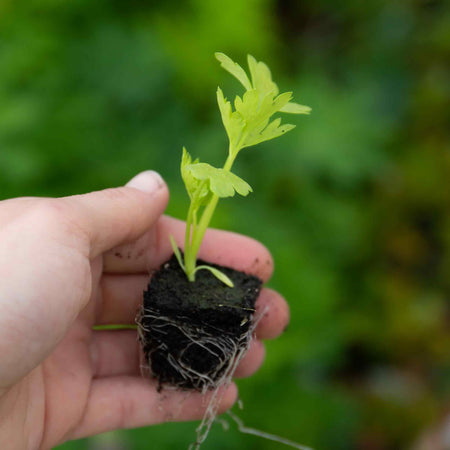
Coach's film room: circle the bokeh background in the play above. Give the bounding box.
[1,0,450,449]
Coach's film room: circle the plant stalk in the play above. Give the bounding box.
[184,202,195,280]
[184,146,237,281]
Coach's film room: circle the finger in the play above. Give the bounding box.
[98,274,147,325]
[90,330,140,378]
[254,288,290,340]
[63,171,169,258]
[70,376,237,440]
[103,215,274,282]
[233,339,265,378]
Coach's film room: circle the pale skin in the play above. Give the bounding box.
[0,171,290,450]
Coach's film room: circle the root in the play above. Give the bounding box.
[225,410,314,450]
[188,306,267,450]
[137,307,246,392]
[136,305,270,450]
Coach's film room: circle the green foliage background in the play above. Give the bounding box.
[1,0,449,448]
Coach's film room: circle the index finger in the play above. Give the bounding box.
[103,215,274,282]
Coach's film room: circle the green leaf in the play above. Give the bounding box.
[194,265,234,288]
[180,147,210,206]
[217,87,244,149]
[186,163,252,198]
[234,89,259,120]
[280,102,312,114]
[215,52,252,91]
[247,54,279,98]
[247,120,296,147]
[217,87,232,127]
[271,92,293,113]
[169,235,185,270]
[180,147,195,199]
[216,53,310,154]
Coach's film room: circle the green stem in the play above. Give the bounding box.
[188,194,220,266]
[184,202,195,280]
[184,147,238,281]
[93,324,138,331]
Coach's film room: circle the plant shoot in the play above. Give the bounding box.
[170,53,311,286]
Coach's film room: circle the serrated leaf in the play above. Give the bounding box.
[221,171,252,196]
[180,148,211,207]
[195,265,234,287]
[186,163,252,198]
[217,87,244,148]
[280,102,312,114]
[258,122,296,143]
[272,92,293,114]
[247,54,279,98]
[234,89,259,120]
[180,147,194,197]
[217,87,232,127]
[216,53,311,155]
[215,52,252,91]
[245,119,296,147]
[169,235,185,270]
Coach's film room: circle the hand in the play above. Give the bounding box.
[0,171,289,449]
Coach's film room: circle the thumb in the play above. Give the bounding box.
[64,171,169,257]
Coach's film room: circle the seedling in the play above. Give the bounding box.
[138,53,311,449]
[170,52,311,287]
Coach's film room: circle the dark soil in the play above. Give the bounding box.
[138,254,262,391]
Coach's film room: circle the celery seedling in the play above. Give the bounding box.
[170,53,311,286]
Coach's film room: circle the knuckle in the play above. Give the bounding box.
[27,198,87,241]
[28,198,70,225]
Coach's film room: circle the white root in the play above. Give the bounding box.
[136,305,275,450]
[188,306,267,450]
[225,411,314,450]
[137,306,256,393]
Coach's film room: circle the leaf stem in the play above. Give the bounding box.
[184,202,195,280]
[183,146,238,281]
[93,324,138,331]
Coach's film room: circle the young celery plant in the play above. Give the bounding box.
[170,52,311,287]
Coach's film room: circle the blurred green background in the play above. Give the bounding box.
[1,0,450,449]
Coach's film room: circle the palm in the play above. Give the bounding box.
[0,212,288,450]
[13,324,94,449]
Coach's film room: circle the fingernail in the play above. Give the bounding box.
[126,171,165,193]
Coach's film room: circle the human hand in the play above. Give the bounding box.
[0,171,289,449]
